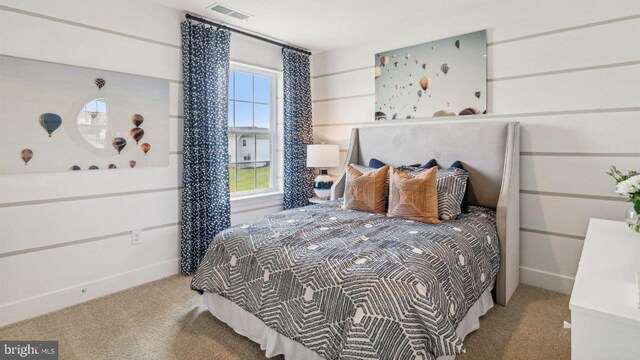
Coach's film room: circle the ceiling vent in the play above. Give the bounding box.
[208,3,251,21]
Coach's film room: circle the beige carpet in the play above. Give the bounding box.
[0,275,570,359]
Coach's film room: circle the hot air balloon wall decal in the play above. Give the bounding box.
[131,114,143,128]
[39,113,62,137]
[130,127,144,144]
[20,149,33,165]
[0,55,170,174]
[112,137,127,154]
[94,78,106,90]
[373,30,486,120]
[141,143,151,155]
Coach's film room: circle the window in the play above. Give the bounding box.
[77,98,109,149]
[228,65,277,195]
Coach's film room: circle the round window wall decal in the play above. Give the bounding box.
[77,98,109,149]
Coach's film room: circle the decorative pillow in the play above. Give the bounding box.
[368,158,387,169]
[420,158,438,169]
[344,165,389,213]
[400,166,469,220]
[387,167,440,224]
[369,158,421,169]
[351,163,390,199]
[450,161,470,213]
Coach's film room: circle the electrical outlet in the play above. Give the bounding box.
[131,229,142,245]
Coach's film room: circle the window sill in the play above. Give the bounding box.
[230,191,284,214]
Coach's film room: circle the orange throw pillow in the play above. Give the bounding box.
[344,165,389,213]
[387,167,441,224]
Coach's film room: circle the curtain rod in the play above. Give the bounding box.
[185,13,312,56]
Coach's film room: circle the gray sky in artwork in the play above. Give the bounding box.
[375,30,486,119]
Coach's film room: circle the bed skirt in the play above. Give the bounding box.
[203,282,494,360]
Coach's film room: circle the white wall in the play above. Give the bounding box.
[0,0,285,326]
[310,0,640,294]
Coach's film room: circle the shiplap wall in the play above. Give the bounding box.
[0,0,285,326]
[311,0,640,294]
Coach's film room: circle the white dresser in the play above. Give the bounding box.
[570,219,640,359]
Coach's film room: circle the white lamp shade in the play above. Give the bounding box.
[307,144,340,168]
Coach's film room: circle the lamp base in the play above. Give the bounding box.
[313,170,333,200]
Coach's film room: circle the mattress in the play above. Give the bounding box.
[192,200,500,359]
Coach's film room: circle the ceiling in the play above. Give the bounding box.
[149,0,487,53]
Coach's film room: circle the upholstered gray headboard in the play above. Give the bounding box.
[330,121,520,305]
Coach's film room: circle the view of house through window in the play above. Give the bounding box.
[228,66,276,195]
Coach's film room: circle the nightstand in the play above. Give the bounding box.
[309,197,329,204]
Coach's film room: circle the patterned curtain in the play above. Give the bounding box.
[180,21,231,274]
[282,49,314,209]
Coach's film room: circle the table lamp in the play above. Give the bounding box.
[307,143,340,199]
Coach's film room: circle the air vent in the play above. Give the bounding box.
[211,5,233,14]
[228,12,249,21]
[208,3,251,21]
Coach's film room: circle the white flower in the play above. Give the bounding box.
[616,175,640,196]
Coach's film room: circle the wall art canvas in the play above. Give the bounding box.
[0,56,169,174]
[374,30,487,120]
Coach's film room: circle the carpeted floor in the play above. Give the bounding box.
[0,275,571,359]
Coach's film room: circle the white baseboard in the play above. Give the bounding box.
[520,266,575,295]
[0,258,180,327]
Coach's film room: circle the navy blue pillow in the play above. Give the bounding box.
[451,161,470,213]
[368,158,387,169]
[369,158,425,169]
[420,159,438,169]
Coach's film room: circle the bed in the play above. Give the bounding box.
[192,121,520,359]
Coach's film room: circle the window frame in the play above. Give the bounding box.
[228,63,278,198]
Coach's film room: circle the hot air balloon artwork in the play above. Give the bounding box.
[433,110,456,117]
[95,78,106,90]
[459,108,480,116]
[419,76,430,91]
[20,149,33,165]
[374,30,486,120]
[130,128,144,144]
[112,137,127,154]
[440,63,450,75]
[39,113,62,137]
[131,114,144,128]
[129,160,137,168]
[1,55,171,174]
[141,143,151,155]
[374,111,387,121]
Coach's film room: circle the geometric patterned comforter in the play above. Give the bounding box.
[191,200,500,359]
